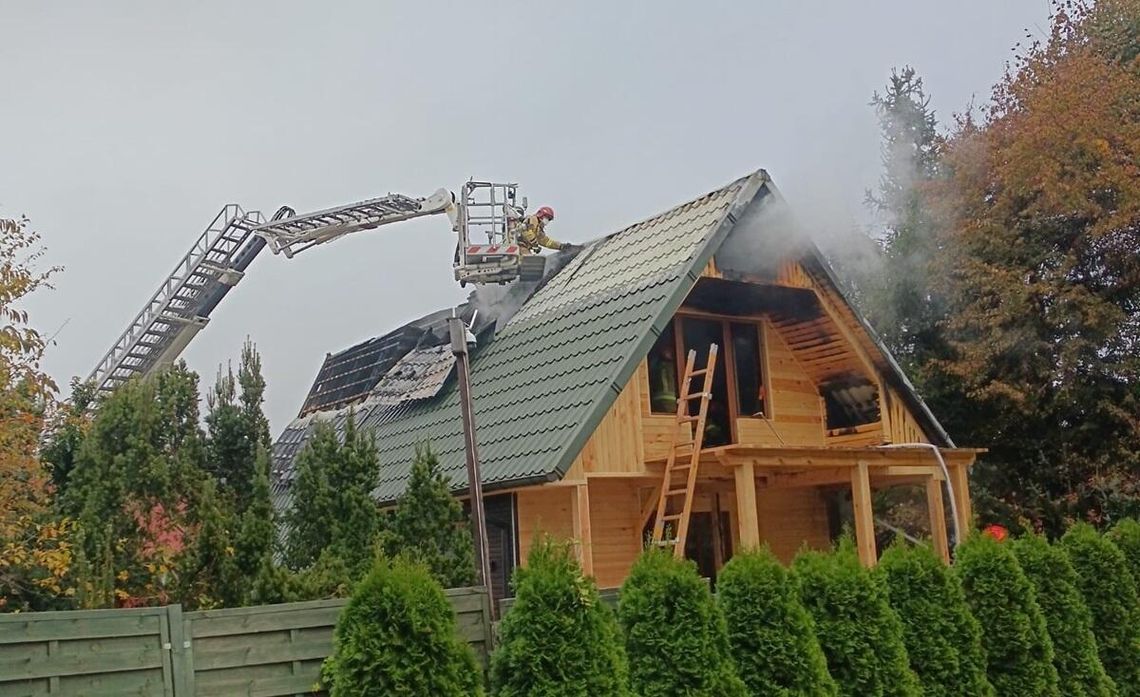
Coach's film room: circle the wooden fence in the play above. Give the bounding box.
[0,587,492,697]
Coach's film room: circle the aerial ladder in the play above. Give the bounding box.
[87,180,545,395]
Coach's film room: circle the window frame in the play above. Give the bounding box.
[668,311,774,443]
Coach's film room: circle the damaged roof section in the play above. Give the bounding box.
[271,171,769,505]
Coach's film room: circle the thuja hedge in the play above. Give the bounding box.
[1062,523,1140,697]
[878,542,994,697]
[322,557,482,697]
[489,536,630,697]
[717,547,838,697]
[1108,518,1140,588]
[793,541,921,697]
[618,549,747,697]
[954,533,1060,697]
[1013,533,1117,697]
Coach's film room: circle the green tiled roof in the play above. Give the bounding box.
[272,170,772,503]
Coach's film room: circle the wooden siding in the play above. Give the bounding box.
[757,486,833,563]
[884,385,931,444]
[587,480,643,588]
[736,322,825,446]
[516,486,575,566]
[567,374,645,475]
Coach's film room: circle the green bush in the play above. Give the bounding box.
[954,533,1061,697]
[792,541,921,697]
[878,542,994,697]
[717,547,838,697]
[1013,533,1117,697]
[1107,518,1140,587]
[618,549,747,697]
[1062,522,1140,697]
[489,536,629,697]
[322,557,482,697]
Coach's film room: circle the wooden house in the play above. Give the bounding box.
[271,170,979,597]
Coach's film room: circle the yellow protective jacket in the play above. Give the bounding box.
[517,215,562,251]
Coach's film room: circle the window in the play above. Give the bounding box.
[648,314,771,445]
[731,322,766,418]
[648,323,678,414]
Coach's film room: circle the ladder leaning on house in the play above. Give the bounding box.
[651,344,719,558]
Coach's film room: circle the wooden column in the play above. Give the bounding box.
[851,461,877,567]
[734,461,761,549]
[948,463,973,541]
[926,477,951,563]
[572,484,594,576]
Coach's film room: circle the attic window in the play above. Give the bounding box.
[820,378,880,430]
[648,323,678,414]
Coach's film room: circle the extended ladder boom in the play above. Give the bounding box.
[88,180,537,396]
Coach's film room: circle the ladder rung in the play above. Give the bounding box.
[678,415,701,423]
[651,540,677,547]
[688,368,708,377]
[684,392,710,400]
[661,514,684,522]
[666,488,688,496]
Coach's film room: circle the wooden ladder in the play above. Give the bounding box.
[651,344,718,558]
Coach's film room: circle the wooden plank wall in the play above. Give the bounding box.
[567,377,645,475]
[587,480,643,589]
[756,486,833,563]
[516,486,575,565]
[884,386,931,444]
[0,591,492,697]
[736,323,825,446]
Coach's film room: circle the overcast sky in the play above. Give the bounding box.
[1,1,1050,432]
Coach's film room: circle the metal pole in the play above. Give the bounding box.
[449,313,496,618]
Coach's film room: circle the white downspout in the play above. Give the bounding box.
[876,443,963,552]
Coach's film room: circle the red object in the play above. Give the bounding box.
[983,524,1009,542]
[535,206,555,220]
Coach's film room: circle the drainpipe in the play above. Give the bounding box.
[876,443,962,552]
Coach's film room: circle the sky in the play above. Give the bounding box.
[0,1,1052,433]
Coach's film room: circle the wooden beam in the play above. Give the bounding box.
[851,461,877,567]
[926,477,950,564]
[572,484,594,576]
[948,463,974,541]
[734,461,761,549]
[764,467,851,489]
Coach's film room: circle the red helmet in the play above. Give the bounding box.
[535,206,555,221]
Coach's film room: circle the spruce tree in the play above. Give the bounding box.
[322,557,483,696]
[383,445,475,588]
[618,549,747,697]
[283,412,381,575]
[234,444,276,599]
[954,533,1061,697]
[793,541,921,697]
[717,547,837,697]
[1107,518,1140,586]
[1062,523,1140,696]
[204,341,271,515]
[489,536,630,697]
[878,542,994,697]
[1013,533,1117,697]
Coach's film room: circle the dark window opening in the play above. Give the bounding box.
[731,322,766,418]
[648,323,678,414]
[640,505,732,585]
[821,378,880,430]
[681,317,732,447]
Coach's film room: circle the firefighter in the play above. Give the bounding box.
[517,206,572,253]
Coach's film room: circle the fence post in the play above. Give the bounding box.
[166,604,195,696]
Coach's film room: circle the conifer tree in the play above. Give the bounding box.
[878,542,994,697]
[793,541,921,697]
[717,547,837,697]
[382,445,475,587]
[177,477,240,609]
[1062,523,1140,696]
[1013,533,1117,697]
[234,444,276,597]
[490,536,630,697]
[955,533,1061,697]
[619,549,747,697]
[322,557,483,696]
[1107,518,1140,586]
[283,412,381,575]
